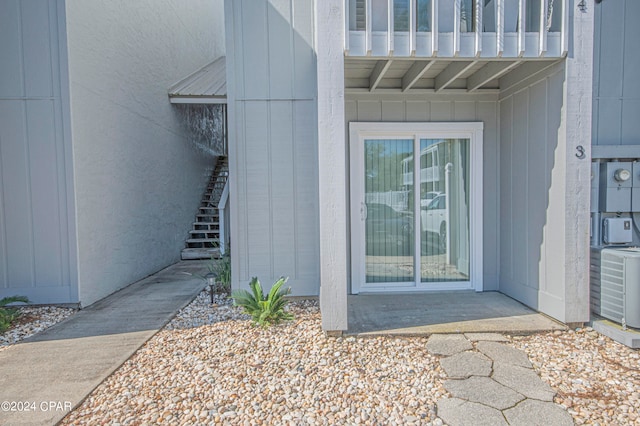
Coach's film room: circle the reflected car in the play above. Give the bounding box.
[420,194,447,253]
[365,203,413,256]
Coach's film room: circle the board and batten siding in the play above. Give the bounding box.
[345,94,500,291]
[592,0,640,158]
[225,0,320,295]
[499,65,566,313]
[0,0,77,303]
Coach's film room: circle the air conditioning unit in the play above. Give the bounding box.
[591,247,640,329]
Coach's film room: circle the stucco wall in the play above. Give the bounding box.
[65,0,225,306]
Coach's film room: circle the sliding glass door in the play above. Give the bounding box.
[350,123,483,293]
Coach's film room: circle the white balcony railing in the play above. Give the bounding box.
[345,0,567,58]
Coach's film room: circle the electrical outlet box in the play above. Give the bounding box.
[603,217,633,244]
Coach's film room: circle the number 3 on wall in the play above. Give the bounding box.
[575,145,586,159]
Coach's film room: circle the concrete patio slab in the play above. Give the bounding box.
[348,291,567,335]
[464,332,510,342]
[0,260,208,426]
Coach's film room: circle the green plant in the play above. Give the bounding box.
[210,254,231,294]
[231,277,293,327]
[0,296,29,333]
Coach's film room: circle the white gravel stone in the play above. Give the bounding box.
[56,290,640,425]
[0,305,76,351]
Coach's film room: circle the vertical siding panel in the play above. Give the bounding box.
[270,102,296,278]
[241,0,269,99]
[430,101,453,121]
[294,101,320,281]
[21,0,53,97]
[405,101,429,121]
[0,0,23,97]
[244,101,272,275]
[345,100,358,123]
[543,69,565,299]
[499,96,513,287]
[292,0,316,99]
[621,100,640,146]
[622,1,640,98]
[453,101,476,121]
[511,90,528,289]
[0,101,35,288]
[477,100,499,289]
[267,0,293,99]
[235,102,250,281]
[357,100,382,121]
[596,98,622,145]
[27,100,63,285]
[381,100,405,121]
[597,0,624,98]
[527,80,547,292]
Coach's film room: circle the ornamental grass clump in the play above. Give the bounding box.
[0,296,29,333]
[231,277,293,327]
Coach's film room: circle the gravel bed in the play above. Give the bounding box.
[61,290,639,425]
[0,306,76,351]
[511,330,640,426]
[63,292,446,425]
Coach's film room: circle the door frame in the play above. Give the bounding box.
[349,121,484,293]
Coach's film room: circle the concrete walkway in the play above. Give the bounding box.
[429,333,574,426]
[0,261,208,426]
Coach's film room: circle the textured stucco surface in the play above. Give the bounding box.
[65,0,225,306]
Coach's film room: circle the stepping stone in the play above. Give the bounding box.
[427,334,473,356]
[437,397,508,426]
[492,362,556,401]
[444,376,525,410]
[476,341,532,368]
[464,333,509,342]
[440,351,492,379]
[503,399,573,426]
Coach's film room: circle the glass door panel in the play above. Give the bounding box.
[419,139,470,283]
[364,139,415,284]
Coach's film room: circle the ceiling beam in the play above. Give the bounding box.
[401,61,435,92]
[498,60,560,92]
[434,61,477,92]
[467,61,521,92]
[369,60,393,92]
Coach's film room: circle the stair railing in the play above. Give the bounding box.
[217,177,230,255]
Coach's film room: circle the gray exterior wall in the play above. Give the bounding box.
[225,0,320,295]
[345,94,500,291]
[64,0,225,306]
[0,0,77,303]
[592,0,640,158]
[498,64,567,314]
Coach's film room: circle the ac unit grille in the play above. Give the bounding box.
[591,247,640,329]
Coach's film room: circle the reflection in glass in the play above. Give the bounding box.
[418,139,470,282]
[365,139,414,283]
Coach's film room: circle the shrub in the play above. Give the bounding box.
[0,296,30,333]
[210,254,231,294]
[231,277,293,327]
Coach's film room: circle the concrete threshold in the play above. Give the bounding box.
[0,260,209,426]
[347,291,567,336]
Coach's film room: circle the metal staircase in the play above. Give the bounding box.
[181,156,228,260]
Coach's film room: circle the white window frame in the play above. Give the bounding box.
[349,121,484,293]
